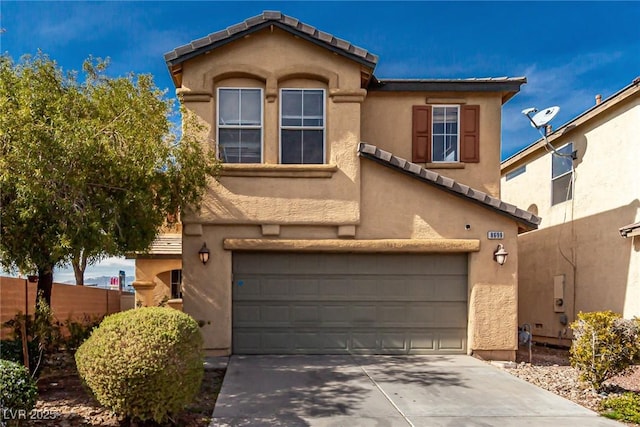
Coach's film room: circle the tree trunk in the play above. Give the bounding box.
[72,252,87,286]
[37,265,53,306]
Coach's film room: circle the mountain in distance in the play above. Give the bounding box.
[62,275,135,290]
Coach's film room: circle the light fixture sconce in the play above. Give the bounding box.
[198,243,210,265]
[493,244,508,266]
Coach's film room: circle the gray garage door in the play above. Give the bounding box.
[233,252,467,354]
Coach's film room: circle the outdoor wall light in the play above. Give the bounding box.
[493,244,509,266]
[198,243,210,265]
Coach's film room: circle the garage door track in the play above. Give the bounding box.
[210,355,622,426]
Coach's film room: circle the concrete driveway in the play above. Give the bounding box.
[210,355,622,426]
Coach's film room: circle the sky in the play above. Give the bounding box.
[1,1,639,282]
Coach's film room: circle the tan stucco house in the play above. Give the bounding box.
[501,78,640,344]
[128,224,183,308]
[163,11,539,360]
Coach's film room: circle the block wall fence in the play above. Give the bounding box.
[0,276,134,339]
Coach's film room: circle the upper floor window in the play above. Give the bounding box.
[217,88,262,163]
[412,104,479,164]
[280,89,325,164]
[505,165,526,181]
[551,143,573,205]
[432,106,459,162]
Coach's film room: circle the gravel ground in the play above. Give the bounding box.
[21,353,224,426]
[506,344,640,426]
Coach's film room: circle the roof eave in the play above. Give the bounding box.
[164,20,377,88]
[367,78,526,104]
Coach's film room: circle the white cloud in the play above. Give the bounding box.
[501,49,631,158]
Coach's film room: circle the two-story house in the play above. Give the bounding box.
[164,11,539,360]
[501,78,640,344]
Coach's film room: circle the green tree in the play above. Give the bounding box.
[0,52,217,303]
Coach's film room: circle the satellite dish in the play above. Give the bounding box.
[530,106,560,128]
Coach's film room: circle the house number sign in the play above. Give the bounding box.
[487,231,504,240]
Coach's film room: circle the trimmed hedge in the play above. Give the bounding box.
[570,311,640,390]
[75,307,204,423]
[0,359,38,414]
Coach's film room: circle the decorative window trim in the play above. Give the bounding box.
[412,104,479,164]
[220,163,338,178]
[216,87,264,164]
[431,105,460,163]
[279,88,326,164]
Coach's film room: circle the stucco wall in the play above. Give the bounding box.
[501,96,640,338]
[181,161,520,357]
[180,27,364,226]
[134,258,182,306]
[177,25,523,359]
[362,92,503,198]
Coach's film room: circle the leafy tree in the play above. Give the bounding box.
[0,52,217,303]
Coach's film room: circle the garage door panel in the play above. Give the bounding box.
[233,253,467,354]
[351,305,377,323]
[292,305,320,323]
[439,334,465,351]
[352,332,378,350]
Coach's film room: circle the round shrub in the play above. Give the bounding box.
[570,311,640,390]
[75,307,204,423]
[0,359,38,414]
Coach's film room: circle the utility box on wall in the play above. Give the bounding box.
[553,275,565,313]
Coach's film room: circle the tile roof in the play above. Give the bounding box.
[126,234,182,258]
[148,234,182,255]
[164,11,378,69]
[368,77,526,103]
[358,143,541,230]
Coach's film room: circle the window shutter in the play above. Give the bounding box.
[412,105,431,163]
[460,105,480,163]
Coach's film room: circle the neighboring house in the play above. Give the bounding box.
[127,223,183,307]
[164,11,539,359]
[501,78,640,344]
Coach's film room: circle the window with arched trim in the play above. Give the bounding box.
[217,88,263,163]
[280,88,325,164]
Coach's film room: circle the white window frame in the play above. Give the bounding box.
[279,88,326,164]
[431,105,460,163]
[216,87,264,164]
[551,142,574,206]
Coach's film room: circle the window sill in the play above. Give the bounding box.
[220,164,338,178]
[424,162,466,169]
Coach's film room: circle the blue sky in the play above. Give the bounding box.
[2,1,639,281]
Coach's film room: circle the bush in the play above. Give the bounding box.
[75,307,204,423]
[570,311,640,390]
[0,359,38,416]
[600,392,640,424]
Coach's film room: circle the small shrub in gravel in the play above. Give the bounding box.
[570,311,640,391]
[600,392,640,424]
[75,307,204,424]
[0,359,38,416]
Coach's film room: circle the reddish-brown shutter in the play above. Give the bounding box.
[412,105,432,163]
[460,105,480,163]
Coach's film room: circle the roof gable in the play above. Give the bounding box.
[164,11,378,79]
[358,143,540,231]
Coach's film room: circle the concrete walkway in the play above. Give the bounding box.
[210,355,622,426]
